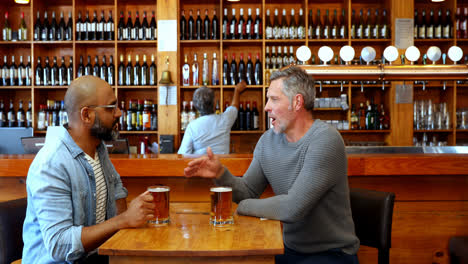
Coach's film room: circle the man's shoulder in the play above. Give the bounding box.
[29,140,75,176]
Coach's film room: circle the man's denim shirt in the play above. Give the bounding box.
[22,126,128,263]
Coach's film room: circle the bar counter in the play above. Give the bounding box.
[1,153,468,264]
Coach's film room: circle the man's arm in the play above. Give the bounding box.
[230,81,247,109]
[116,198,127,215]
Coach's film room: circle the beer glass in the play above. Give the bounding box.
[148,186,170,225]
[210,187,234,226]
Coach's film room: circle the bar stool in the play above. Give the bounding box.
[0,198,27,264]
[350,188,395,264]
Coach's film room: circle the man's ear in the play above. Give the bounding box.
[294,94,304,111]
[80,107,93,125]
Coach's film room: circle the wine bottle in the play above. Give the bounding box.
[2,12,11,41]
[273,9,280,39]
[297,8,305,39]
[150,11,156,40]
[212,52,219,85]
[126,11,133,40]
[419,9,426,39]
[49,11,57,41]
[340,9,347,39]
[196,9,202,40]
[281,9,288,39]
[26,100,32,128]
[427,9,434,39]
[57,11,65,40]
[265,9,273,39]
[85,55,92,76]
[246,8,253,39]
[118,54,125,85]
[238,53,246,82]
[97,10,105,40]
[245,101,252,130]
[443,9,452,39]
[230,8,237,40]
[41,11,49,41]
[350,9,356,39]
[283,45,289,66]
[202,53,209,85]
[188,9,194,40]
[357,9,364,39]
[100,55,107,82]
[59,56,66,86]
[182,54,190,86]
[331,9,337,39]
[254,8,262,39]
[254,53,262,85]
[212,9,219,40]
[106,11,114,40]
[9,55,17,86]
[84,11,91,40]
[19,12,27,41]
[66,12,72,40]
[107,55,114,85]
[90,11,98,40]
[118,11,125,40]
[414,9,419,39]
[125,54,133,85]
[223,53,229,85]
[78,55,84,78]
[34,11,41,41]
[289,46,296,65]
[67,56,73,85]
[192,53,199,86]
[18,56,25,86]
[43,56,51,86]
[230,53,238,85]
[203,9,210,40]
[364,9,371,39]
[222,8,229,39]
[435,9,442,39]
[133,54,140,85]
[141,54,148,85]
[381,9,389,39]
[372,9,379,39]
[133,11,140,40]
[289,9,298,39]
[50,56,58,86]
[238,8,245,39]
[35,57,43,85]
[308,9,313,39]
[246,53,254,85]
[141,11,149,40]
[315,9,322,39]
[149,54,156,85]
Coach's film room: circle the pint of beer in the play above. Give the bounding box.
[147,186,170,225]
[210,187,234,226]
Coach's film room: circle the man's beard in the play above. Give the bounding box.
[90,113,119,141]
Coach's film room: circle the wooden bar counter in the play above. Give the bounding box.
[98,202,283,264]
[1,153,468,264]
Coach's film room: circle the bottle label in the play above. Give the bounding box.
[230,23,235,35]
[419,25,426,38]
[131,28,136,39]
[146,28,151,39]
[298,26,305,38]
[282,26,288,39]
[253,115,259,129]
[372,26,378,38]
[17,112,24,122]
[139,28,144,39]
[340,26,346,38]
[266,26,272,39]
[97,23,103,32]
[331,27,337,38]
[88,22,93,32]
[182,65,190,85]
[364,26,370,38]
[254,23,259,34]
[315,26,321,38]
[426,26,433,38]
[381,25,387,38]
[8,112,15,122]
[238,22,243,35]
[143,113,150,124]
[289,27,297,39]
[246,22,251,34]
[443,25,450,38]
[435,26,442,38]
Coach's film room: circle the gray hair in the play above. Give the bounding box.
[193,86,215,115]
[270,66,315,112]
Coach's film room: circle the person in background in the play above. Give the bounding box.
[178,81,247,154]
[184,66,359,264]
[22,76,155,264]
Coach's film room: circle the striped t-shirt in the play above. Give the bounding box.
[84,152,107,224]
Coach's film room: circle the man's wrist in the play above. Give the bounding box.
[216,166,225,179]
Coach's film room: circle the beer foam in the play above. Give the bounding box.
[210,187,232,192]
[148,186,170,192]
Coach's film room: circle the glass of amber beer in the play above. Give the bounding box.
[210,187,234,226]
[147,186,170,226]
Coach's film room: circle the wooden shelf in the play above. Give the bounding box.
[222,85,263,89]
[75,41,115,45]
[414,129,453,133]
[180,40,220,44]
[116,40,157,44]
[33,41,73,45]
[180,130,265,134]
[34,86,68,89]
[307,39,347,42]
[314,108,346,111]
[265,39,306,43]
[414,38,455,42]
[0,86,32,89]
[340,130,391,133]
[34,130,46,134]
[350,39,392,42]
[456,129,468,132]
[117,86,158,89]
[180,85,220,89]
[119,131,158,134]
[0,41,31,45]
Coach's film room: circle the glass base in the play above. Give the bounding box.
[210,219,234,226]
[148,219,169,226]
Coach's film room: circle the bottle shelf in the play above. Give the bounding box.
[180,130,265,134]
[117,40,157,44]
[223,85,263,89]
[456,129,468,132]
[180,85,220,89]
[118,85,158,89]
[414,129,453,133]
[414,38,455,42]
[349,39,392,42]
[0,86,32,89]
[75,40,115,45]
[119,131,158,134]
[222,39,263,44]
[307,39,346,43]
[340,130,391,133]
[0,41,32,45]
[265,39,306,43]
[33,41,73,45]
[180,40,220,44]
[314,108,346,111]
[456,38,468,42]
[34,86,68,89]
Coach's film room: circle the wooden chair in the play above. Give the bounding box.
[0,198,27,264]
[350,188,395,264]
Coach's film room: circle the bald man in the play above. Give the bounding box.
[22,76,155,264]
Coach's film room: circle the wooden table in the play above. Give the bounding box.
[98,202,284,264]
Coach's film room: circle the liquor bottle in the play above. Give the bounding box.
[85,55,92,76]
[254,8,262,39]
[93,55,99,77]
[196,9,202,40]
[106,11,114,40]
[202,53,209,85]
[35,57,43,85]
[133,11,140,40]
[126,100,134,131]
[8,56,16,86]
[180,101,188,130]
[282,46,289,66]
[238,53,246,83]
[443,9,452,39]
[276,46,282,68]
[289,46,296,65]
[381,9,389,39]
[222,8,229,39]
[435,9,442,39]
[149,11,156,40]
[19,12,27,41]
[141,11,148,40]
[8,99,15,127]
[297,8,305,39]
[43,56,51,86]
[0,100,5,127]
[419,9,426,39]
[238,8,245,39]
[265,9,273,39]
[350,9,356,39]
[357,9,364,39]
[182,54,190,86]
[273,9,281,39]
[118,54,125,85]
[271,46,277,69]
[66,56,72,85]
[126,11,133,40]
[100,55,107,82]
[203,9,210,40]
[16,100,25,127]
[59,100,67,126]
[41,11,49,41]
[251,102,259,130]
[414,10,419,39]
[223,53,229,85]
[372,9,379,39]
[192,53,199,86]
[427,9,434,39]
[188,101,196,124]
[365,100,374,130]
[49,11,57,40]
[331,9,338,39]
[125,54,133,85]
[96,11,104,40]
[141,54,148,86]
[245,101,252,130]
[358,102,366,130]
[340,9,346,39]
[65,11,71,40]
[315,9,322,39]
[463,8,468,39]
[281,9,289,39]
[133,55,141,85]
[230,53,238,85]
[3,12,11,41]
[107,55,114,85]
[83,11,90,40]
[90,10,98,40]
[246,53,254,85]
[238,102,245,130]
[229,8,237,39]
[118,11,125,40]
[1,56,8,86]
[265,46,271,70]
[142,101,152,131]
[51,56,59,86]
[149,54,157,85]
[364,9,371,39]
[57,11,65,40]
[26,100,32,128]
[136,99,143,131]
[151,103,158,131]
[254,53,262,85]
[379,104,389,129]
[118,100,126,131]
[77,55,85,78]
[308,9,313,39]
[18,56,25,86]
[350,104,358,129]
[212,52,219,85]
[59,56,66,86]
[246,8,253,39]
[289,9,298,39]
[212,9,219,40]
[34,11,41,41]
[188,9,195,40]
